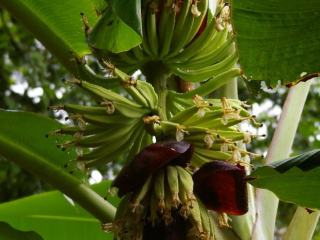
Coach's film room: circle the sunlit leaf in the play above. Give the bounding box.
[0,181,119,240]
[249,150,320,209]
[232,0,320,87]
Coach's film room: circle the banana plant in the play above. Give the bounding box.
[0,0,320,239]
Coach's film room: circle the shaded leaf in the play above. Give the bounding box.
[110,0,143,36]
[88,7,141,53]
[271,149,320,172]
[0,181,119,240]
[0,222,42,240]
[0,110,82,177]
[0,0,98,74]
[232,0,320,87]
[249,150,320,209]
[0,110,116,223]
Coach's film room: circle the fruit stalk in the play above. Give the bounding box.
[143,62,171,121]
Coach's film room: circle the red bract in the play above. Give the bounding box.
[193,161,248,215]
[113,141,193,197]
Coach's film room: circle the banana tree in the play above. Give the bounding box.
[0,0,320,239]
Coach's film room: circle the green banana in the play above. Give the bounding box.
[194,147,232,160]
[53,104,111,115]
[167,17,217,62]
[75,123,136,148]
[158,0,174,56]
[169,6,195,57]
[85,144,126,168]
[172,50,238,82]
[81,114,136,126]
[135,80,158,110]
[189,198,204,235]
[185,0,209,45]
[126,85,150,108]
[150,189,158,225]
[166,166,180,207]
[169,105,199,123]
[131,176,152,212]
[146,1,159,57]
[191,26,229,61]
[170,106,199,124]
[55,124,104,136]
[78,123,139,163]
[170,0,191,48]
[79,81,148,118]
[126,125,147,162]
[161,9,176,58]
[163,182,174,225]
[177,68,242,98]
[154,168,166,213]
[174,36,235,69]
[192,152,211,166]
[176,166,194,200]
[198,199,213,238]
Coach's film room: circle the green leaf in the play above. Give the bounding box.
[271,149,320,172]
[0,222,42,240]
[0,181,119,240]
[0,111,71,166]
[0,110,83,177]
[249,150,320,209]
[232,0,320,87]
[0,0,98,75]
[88,7,141,53]
[0,110,116,222]
[110,0,143,36]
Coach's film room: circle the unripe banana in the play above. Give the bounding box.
[167,18,216,62]
[171,0,191,47]
[146,1,159,57]
[176,166,194,201]
[75,123,136,148]
[194,147,232,161]
[81,114,136,126]
[172,51,238,82]
[153,168,166,213]
[185,0,208,44]
[131,176,153,212]
[198,199,214,239]
[188,198,204,236]
[135,80,158,110]
[158,1,176,57]
[166,166,180,207]
[79,81,148,118]
[56,104,111,115]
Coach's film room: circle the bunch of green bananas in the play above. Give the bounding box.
[88,0,240,84]
[52,65,259,170]
[52,67,158,168]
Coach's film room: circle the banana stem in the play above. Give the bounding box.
[251,80,313,240]
[143,62,171,121]
[283,208,320,240]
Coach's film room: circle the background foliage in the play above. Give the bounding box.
[0,2,320,239]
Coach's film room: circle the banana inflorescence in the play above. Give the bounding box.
[88,0,240,87]
[49,0,263,239]
[108,141,215,240]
